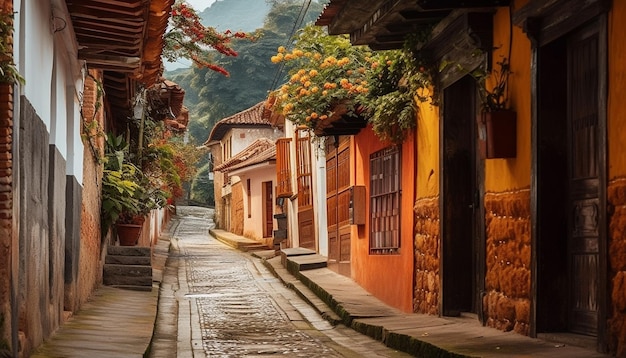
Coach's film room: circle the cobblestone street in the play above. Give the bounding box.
[150,206,410,357]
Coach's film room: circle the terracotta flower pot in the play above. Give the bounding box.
[477,110,517,159]
[116,223,143,246]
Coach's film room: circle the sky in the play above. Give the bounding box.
[186,0,217,12]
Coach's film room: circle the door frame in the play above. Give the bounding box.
[528,11,608,351]
[439,75,486,320]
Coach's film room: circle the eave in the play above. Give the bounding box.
[316,0,508,50]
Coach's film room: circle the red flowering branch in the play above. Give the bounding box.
[163,1,258,76]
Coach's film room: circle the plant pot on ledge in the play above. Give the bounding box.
[115,222,143,246]
[478,110,516,159]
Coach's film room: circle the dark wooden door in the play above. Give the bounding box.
[567,25,600,336]
[264,181,273,238]
[441,75,482,317]
[326,136,351,277]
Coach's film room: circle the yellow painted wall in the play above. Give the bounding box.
[608,0,626,179]
[416,101,440,198]
[485,7,532,192]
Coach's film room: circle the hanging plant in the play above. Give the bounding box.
[0,11,24,85]
[270,25,436,143]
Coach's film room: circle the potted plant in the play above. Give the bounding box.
[472,57,516,158]
[101,134,170,246]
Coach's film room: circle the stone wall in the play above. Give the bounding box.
[413,196,440,315]
[608,177,626,357]
[18,96,64,355]
[483,189,531,336]
[231,181,244,235]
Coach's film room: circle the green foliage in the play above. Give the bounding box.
[271,24,435,143]
[101,134,167,233]
[470,57,511,113]
[271,25,370,128]
[190,162,214,206]
[199,0,270,31]
[0,11,23,84]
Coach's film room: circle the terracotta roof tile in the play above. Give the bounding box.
[204,102,272,144]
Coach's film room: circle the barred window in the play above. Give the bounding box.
[370,146,400,254]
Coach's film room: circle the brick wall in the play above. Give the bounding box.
[75,71,104,310]
[483,189,531,336]
[0,82,13,353]
[413,196,440,315]
[608,177,626,357]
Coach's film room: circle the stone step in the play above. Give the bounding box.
[107,246,151,257]
[106,285,153,292]
[105,255,152,265]
[285,253,328,272]
[103,264,152,287]
[241,243,272,252]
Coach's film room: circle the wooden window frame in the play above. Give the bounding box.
[369,146,401,254]
[296,129,313,210]
[275,138,292,198]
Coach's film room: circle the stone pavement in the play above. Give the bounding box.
[30,227,170,358]
[210,228,611,358]
[29,213,612,358]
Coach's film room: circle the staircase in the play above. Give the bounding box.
[103,246,153,291]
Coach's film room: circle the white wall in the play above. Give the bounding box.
[230,127,282,156]
[16,0,85,182]
[237,165,275,241]
[312,138,328,256]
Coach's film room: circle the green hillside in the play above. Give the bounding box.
[199,0,270,32]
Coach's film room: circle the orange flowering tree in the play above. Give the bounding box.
[271,25,435,142]
[270,25,371,129]
[163,1,257,76]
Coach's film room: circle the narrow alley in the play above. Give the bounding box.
[149,206,411,357]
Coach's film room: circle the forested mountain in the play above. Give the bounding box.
[198,0,270,32]
[166,0,325,145]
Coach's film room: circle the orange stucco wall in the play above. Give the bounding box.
[351,126,415,313]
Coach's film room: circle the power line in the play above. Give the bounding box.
[267,0,313,94]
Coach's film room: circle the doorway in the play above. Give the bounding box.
[263,181,273,238]
[535,20,606,339]
[326,136,351,277]
[440,75,484,317]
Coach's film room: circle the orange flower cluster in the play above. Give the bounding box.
[270,42,371,128]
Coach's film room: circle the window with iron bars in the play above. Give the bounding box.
[369,146,400,254]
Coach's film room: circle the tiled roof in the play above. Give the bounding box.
[214,138,276,173]
[204,102,273,144]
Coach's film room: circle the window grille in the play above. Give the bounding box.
[369,146,400,254]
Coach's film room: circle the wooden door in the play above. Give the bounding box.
[263,181,273,238]
[566,25,601,336]
[326,136,351,276]
[441,75,483,317]
[296,130,315,249]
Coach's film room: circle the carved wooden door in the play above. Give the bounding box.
[567,24,600,336]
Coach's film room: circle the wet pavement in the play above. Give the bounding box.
[151,206,410,357]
